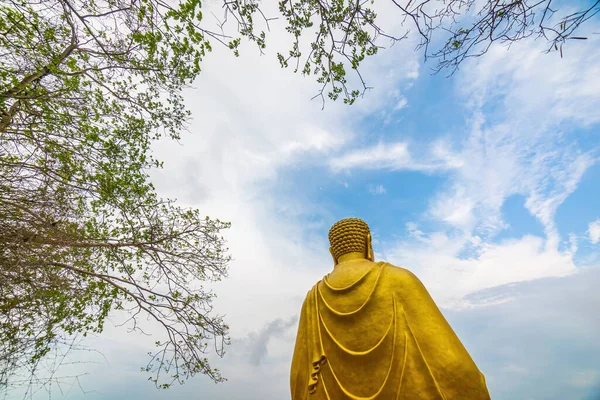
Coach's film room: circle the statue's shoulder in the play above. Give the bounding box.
[381,262,421,284]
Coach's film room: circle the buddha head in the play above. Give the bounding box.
[328,218,374,265]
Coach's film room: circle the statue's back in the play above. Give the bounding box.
[290,218,491,400]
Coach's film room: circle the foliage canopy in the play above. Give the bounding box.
[0,0,233,391]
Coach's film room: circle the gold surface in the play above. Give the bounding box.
[290,218,491,399]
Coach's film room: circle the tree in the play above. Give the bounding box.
[1,0,598,394]
[0,0,236,392]
[269,0,600,104]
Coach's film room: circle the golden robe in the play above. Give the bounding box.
[290,260,491,400]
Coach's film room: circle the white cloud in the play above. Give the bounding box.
[429,29,600,242]
[589,220,600,244]
[461,32,600,128]
[431,139,466,169]
[429,185,477,231]
[368,184,387,195]
[329,141,411,172]
[406,222,425,239]
[430,129,595,240]
[329,140,461,173]
[385,233,578,309]
[394,96,408,110]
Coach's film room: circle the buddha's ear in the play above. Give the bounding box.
[366,233,374,262]
[329,247,338,266]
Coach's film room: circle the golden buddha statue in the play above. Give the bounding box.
[290,218,491,399]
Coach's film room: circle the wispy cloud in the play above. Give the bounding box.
[427,32,600,242]
[428,124,596,240]
[394,96,408,111]
[240,317,298,366]
[329,141,460,173]
[589,220,600,244]
[368,184,387,195]
[329,141,411,171]
[460,31,600,128]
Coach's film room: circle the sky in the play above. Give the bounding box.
[6,2,600,400]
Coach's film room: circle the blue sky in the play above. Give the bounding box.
[7,3,600,400]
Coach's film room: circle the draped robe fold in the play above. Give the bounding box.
[290,261,491,400]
